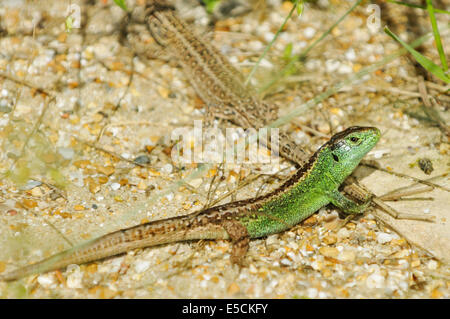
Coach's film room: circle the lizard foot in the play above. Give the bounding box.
[230,237,250,266]
[222,220,250,266]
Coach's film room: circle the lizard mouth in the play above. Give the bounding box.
[356,126,381,153]
[364,126,381,146]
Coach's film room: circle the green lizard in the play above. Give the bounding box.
[0,126,380,281]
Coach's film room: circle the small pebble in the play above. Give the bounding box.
[134,260,151,273]
[165,193,174,201]
[366,272,385,289]
[304,27,316,39]
[58,147,74,160]
[338,64,353,74]
[266,235,278,246]
[427,260,438,270]
[137,180,147,190]
[21,180,43,191]
[31,187,43,197]
[307,287,318,298]
[338,250,356,262]
[376,232,393,244]
[280,258,292,266]
[345,48,356,61]
[7,209,18,216]
[319,247,339,258]
[323,234,337,245]
[98,166,115,176]
[110,183,121,191]
[37,274,55,288]
[66,265,83,289]
[134,155,150,165]
[188,178,203,188]
[227,282,240,295]
[161,164,173,174]
[337,228,350,240]
[0,102,11,113]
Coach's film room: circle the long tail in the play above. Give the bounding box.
[0,212,228,281]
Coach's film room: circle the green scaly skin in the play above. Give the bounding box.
[240,126,380,238]
[0,126,380,281]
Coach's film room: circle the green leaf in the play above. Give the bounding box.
[114,0,128,11]
[8,165,31,186]
[384,27,449,83]
[425,0,448,71]
[283,43,294,59]
[65,16,73,33]
[297,0,304,16]
[49,168,68,188]
[202,0,221,13]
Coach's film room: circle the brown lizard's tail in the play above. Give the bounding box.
[0,213,228,281]
[0,248,86,282]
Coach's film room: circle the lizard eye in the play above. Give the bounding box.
[349,136,360,144]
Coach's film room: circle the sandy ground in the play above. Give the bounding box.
[0,0,449,298]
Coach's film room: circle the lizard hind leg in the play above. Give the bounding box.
[222,220,250,266]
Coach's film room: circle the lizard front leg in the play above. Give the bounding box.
[222,220,250,265]
[327,189,372,215]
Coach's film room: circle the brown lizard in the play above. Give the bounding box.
[145,0,310,165]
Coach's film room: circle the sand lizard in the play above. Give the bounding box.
[0,126,380,281]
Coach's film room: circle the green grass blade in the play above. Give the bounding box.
[384,27,449,83]
[387,0,450,15]
[65,16,73,33]
[425,0,448,71]
[114,0,128,11]
[202,0,221,13]
[296,0,305,15]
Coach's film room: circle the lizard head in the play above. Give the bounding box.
[321,126,380,184]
